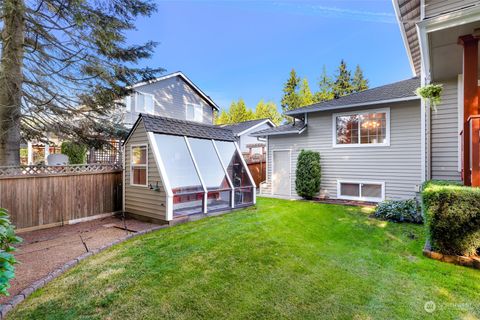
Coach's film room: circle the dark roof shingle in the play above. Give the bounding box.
[219,119,272,136]
[140,114,236,141]
[286,77,420,115]
[251,121,306,136]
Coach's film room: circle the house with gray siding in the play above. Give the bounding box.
[122,72,219,126]
[220,119,275,155]
[254,0,480,201]
[253,78,423,202]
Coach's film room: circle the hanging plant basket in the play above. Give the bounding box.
[415,84,443,111]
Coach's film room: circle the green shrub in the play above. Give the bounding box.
[0,208,22,296]
[374,199,422,224]
[295,150,321,200]
[422,180,480,256]
[61,141,87,164]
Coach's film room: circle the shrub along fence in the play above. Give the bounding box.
[0,164,122,232]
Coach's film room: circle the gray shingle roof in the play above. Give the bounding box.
[251,121,306,137]
[286,77,420,115]
[219,119,273,136]
[140,114,236,141]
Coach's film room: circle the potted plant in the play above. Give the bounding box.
[416,84,443,111]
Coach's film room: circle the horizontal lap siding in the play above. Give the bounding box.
[134,76,214,124]
[425,0,478,18]
[430,80,461,181]
[125,120,167,220]
[267,101,422,200]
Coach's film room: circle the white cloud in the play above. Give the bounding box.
[274,2,396,24]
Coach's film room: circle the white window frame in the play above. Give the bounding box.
[124,95,132,112]
[332,107,390,148]
[336,180,385,202]
[186,103,203,122]
[134,92,156,114]
[130,144,148,187]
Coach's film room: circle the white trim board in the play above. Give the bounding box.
[148,132,174,220]
[235,142,257,204]
[236,119,276,137]
[392,0,417,76]
[271,149,292,197]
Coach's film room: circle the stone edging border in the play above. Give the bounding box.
[423,240,480,269]
[0,224,168,319]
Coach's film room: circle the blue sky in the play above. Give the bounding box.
[128,0,413,112]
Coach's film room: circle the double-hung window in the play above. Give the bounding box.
[186,103,203,122]
[333,108,390,147]
[131,145,148,186]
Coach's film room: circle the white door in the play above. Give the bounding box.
[273,150,291,196]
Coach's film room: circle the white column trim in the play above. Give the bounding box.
[212,139,235,208]
[147,132,174,220]
[234,142,256,204]
[184,137,208,213]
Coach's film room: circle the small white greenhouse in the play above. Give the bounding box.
[123,114,256,222]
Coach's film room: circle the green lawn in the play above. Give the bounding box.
[9,198,480,319]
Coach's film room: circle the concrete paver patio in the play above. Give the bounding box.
[0,215,161,305]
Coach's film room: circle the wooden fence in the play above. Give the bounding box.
[0,165,122,232]
[247,162,266,188]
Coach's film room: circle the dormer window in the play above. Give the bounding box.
[186,103,203,122]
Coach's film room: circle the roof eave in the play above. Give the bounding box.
[236,119,276,136]
[392,0,418,76]
[285,96,420,116]
[251,125,308,137]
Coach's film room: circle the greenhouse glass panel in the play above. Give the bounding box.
[187,138,231,191]
[214,140,254,206]
[154,134,204,216]
[188,137,232,211]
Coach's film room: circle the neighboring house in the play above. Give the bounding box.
[123,114,256,223]
[220,119,275,155]
[122,72,220,127]
[253,0,480,201]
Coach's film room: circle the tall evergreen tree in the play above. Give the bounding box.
[0,0,162,165]
[215,109,231,125]
[333,60,353,99]
[313,66,334,103]
[352,65,369,92]
[299,78,314,107]
[254,100,282,125]
[228,99,254,123]
[281,69,301,113]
